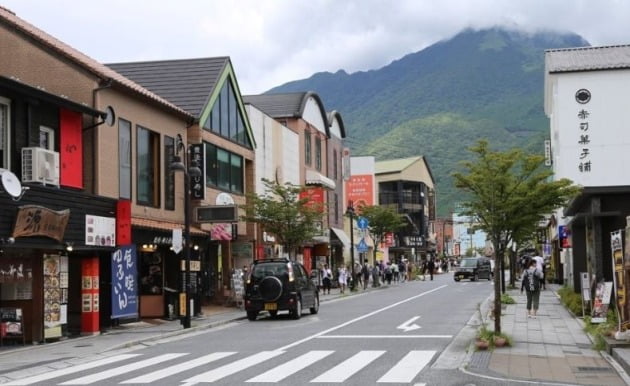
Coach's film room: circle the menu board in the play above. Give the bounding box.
[43,254,68,339]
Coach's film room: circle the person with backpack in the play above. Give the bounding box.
[521,259,543,318]
[361,260,371,290]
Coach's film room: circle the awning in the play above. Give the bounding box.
[131,217,207,236]
[330,227,350,250]
[305,170,336,190]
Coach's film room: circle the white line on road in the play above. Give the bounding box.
[377,350,435,383]
[120,352,236,383]
[246,350,334,383]
[310,350,385,383]
[318,335,453,339]
[183,350,285,383]
[276,284,448,351]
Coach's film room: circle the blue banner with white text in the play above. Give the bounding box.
[111,244,138,319]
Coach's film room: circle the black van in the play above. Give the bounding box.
[453,257,493,282]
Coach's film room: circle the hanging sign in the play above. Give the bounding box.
[12,205,70,241]
[611,231,628,330]
[111,245,138,319]
[189,144,205,200]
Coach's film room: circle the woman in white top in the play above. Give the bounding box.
[338,266,347,294]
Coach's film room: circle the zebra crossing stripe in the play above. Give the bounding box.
[59,353,187,385]
[120,352,237,384]
[310,350,385,383]
[246,350,334,383]
[3,354,140,385]
[183,350,285,383]
[376,350,435,383]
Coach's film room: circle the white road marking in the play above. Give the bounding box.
[397,316,421,332]
[310,350,385,383]
[60,353,187,385]
[277,284,448,351]
[318,334,452,339]
[3,354,140,385]
[246,350,334,383]
[120,352,236,383]
[377,350,435,383]
[183,351,285,383]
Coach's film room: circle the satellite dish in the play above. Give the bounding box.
[0,168,23,198]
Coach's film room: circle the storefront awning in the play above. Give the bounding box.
[305,170,336,190]
[131,218,208,236]
[330,227,350,250]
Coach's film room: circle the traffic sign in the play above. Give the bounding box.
[357,238,369,252]
[357,216,369,230]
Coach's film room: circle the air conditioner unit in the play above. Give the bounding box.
[21,147,60,186]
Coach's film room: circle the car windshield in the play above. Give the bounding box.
[460,259,478,268]
[252,262,288,279]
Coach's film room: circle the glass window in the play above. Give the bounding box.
[217,148,230,191]
[203,79,251,148]
[205,143,217,186]
[315,137,321,171]
[305,132,311,165]
[39,126,55,150]
[0,97,9,169]
[220,83,229,138]
[136,126,160,207]
[228,83,237,141]
[164,136,175,210]
[230,155,243,193]
[210,98,220,133]
[118,119,131,199]
[333,149,338,180]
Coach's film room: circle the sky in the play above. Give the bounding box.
[2,0,630,94]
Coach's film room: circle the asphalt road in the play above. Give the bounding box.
[2,273,513,385]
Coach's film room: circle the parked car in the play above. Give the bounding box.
[453,257,493,282]
[243,258,319,320]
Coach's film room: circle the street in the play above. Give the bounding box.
[0,274,514,385]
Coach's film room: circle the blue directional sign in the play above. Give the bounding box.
[357,238,369,253]
[357,216,369,230]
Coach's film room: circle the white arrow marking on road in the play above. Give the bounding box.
[397,316,421,332]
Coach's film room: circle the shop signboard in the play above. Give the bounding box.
[12,205,70,241]
[111,245,138,319]
[611,230,629,330]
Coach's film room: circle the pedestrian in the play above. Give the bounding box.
[321,264,332,294]
[361,260,371,290]
[392,261,399,283]
[384,263,393,285]
[372,264,380,287]
[398,260,407,282]
[338,266,347,294]
[532,253,545,290]
[521,259,543,318]
[427,259,435,281]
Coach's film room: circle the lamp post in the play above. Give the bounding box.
[171,135,201,329]
[346,200,356,291]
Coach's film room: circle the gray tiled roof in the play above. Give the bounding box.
[108,57,229,117]
[243,92,307,118]
[546,45,630,72]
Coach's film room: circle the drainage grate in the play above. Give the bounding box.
[469,351,491,369]
[575,366,613,373]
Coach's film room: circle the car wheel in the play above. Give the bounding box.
[472,273,478,281]
[247,311,258,321]
[292,297,302,320]
[310,294,319,314]
[454,278,460,282]
[269,310,278,318]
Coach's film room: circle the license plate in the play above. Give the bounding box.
[458,275,464,279]
[264,303,277,311]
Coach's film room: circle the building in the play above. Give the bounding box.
[374,156,436,263]
[544,44,630,291]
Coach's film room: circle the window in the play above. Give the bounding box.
[39,126,55,150]
[0,97,9,169]
[118,119,131,199]
[334,193,339,223]
[204,142,244,194]
[315,137,321,171]
[305,131,311,165]
[333,149,338,180]
[164,136,175,210]
[204,78,252,148]
[136,126,160,207]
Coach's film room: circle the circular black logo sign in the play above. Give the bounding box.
[575,89,591,104]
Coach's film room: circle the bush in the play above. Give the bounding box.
[558,286,586,316]
[501,293,516,304]
[583,310,618,350]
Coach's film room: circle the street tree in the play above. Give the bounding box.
[358,204,407,264]
[452,140,580,333]
[240,179,324,259]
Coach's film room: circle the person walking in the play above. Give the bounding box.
[321,264,332,295]
[361,260,371,290]
[427,259,435,281]
[532,253,546,290]
[521,259,543,318]
[338,266,348,294]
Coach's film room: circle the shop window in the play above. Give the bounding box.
[139,250,163,295]
[0,257,32,300]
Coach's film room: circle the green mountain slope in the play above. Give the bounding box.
[267,27,589,215]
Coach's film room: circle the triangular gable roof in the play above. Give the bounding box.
[0,6,190,119]
[375,156,435,184]
[109,57,256,148]
[243,91,330,137]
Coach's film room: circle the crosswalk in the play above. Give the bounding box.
[3,349,436,385]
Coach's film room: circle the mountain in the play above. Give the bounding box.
[266,28,589,216]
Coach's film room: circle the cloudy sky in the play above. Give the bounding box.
[3,0,630,94]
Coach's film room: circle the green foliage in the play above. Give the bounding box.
[476,324,512,349]
[240,179,324,257]
[558,286,587,316]
[358,205,406,261]
[583,310,618,351]
[501,293,516,304]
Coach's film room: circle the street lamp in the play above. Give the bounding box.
[345,200,356,291]
[171,135,201,329]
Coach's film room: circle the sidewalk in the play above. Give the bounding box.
[465,283,630,386]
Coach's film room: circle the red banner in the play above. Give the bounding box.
[60,109,83,188]
[116,200,131,246]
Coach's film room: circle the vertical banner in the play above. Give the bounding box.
[116,200,131,246]
[44,254,66,339]
[59,109,83,188]
[592,281,614,323]
[111,245,138,319]
[612,231,629,330]
[189,144,205,200]
[81,257,99,334]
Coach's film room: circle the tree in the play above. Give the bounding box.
[452,140,580,333]
[240,179,324,259]
[358,205,407,264]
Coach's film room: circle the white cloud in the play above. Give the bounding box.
[3,0,630,93]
